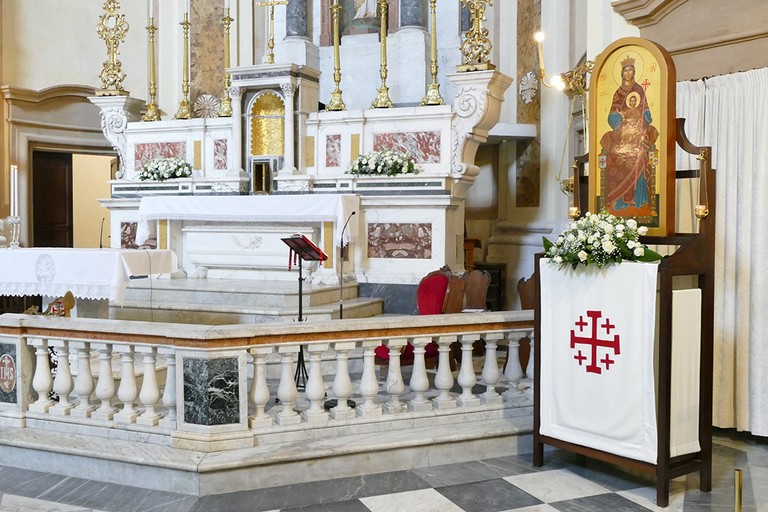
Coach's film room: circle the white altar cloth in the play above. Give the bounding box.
[0,248,177,303]
[135,194,360,246]
[539,260,700,463]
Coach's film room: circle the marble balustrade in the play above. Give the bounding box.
[0,311,534,452]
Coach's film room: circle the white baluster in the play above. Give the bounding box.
[137,346,162,426]
[480,333,503,405]
[249,346,273,428]
[329,341,356,420]
[302,343,330,423]
[408,337,431,412]
[92,342,117,420]
[28,337,54,413]
[382,338,406,414]
[71,341,95,417]
[433,335,457,409]
[275,345,301,425]
[457,334,480,407]
[503,332,525,399]
[114,345,139,423]
[357,341,381,417]
[159,347,177,428]
[49,340,75,415]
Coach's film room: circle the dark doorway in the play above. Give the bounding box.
[32,151,73,247]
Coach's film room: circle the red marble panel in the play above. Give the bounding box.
[326,134,341,167]
[367,223,432,259]
[134,142,187,172]
[373,131,441,163]
[214,139,228,170]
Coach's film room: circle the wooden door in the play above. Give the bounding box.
[32,151,73,247]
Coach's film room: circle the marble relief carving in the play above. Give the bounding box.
[214,139,228,170]
[325,134,341,167]
[183,356,240,426]
[134,142,186,172]
[367,223,432,259]
[373,131,441,163]
[0,343,17,404]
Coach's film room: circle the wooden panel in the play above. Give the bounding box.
[32,151,73,248]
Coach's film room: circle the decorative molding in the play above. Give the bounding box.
[611,0,688,28]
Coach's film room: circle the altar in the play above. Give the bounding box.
[0,248,177,317]
[136,194,359,283]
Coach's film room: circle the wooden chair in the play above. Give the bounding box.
[462,269,491,312]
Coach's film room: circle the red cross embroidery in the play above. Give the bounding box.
[570,310,621,374]
[641,78,651,91]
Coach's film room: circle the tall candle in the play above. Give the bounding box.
[224,0,230,9]
[9,165,18,218]
[185,0,190,13]
[148,0,154,18]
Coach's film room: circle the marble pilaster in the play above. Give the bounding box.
[399,0,425,28]
[286,0,309,37]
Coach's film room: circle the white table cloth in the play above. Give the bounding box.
[0,248,177,303]
[135,194,360,246]
[539,260,700,463]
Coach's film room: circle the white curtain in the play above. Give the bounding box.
[676,67,768,435]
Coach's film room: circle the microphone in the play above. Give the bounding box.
[339,211,356,320]
[99,218,105,249]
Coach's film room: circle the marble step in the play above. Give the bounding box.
[109,296,384,324]
[122,277,358,308]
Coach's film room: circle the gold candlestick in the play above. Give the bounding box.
[255,0,288,65]
[325,0,346,111]
[371,0,392,108]
[96,0,130,96]
[457,0,495,72]
[174,12,192,119]
[142,17,161,121]
[218,7,234,117]
[421,0,443,105]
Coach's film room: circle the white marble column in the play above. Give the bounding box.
[280,81,297,175]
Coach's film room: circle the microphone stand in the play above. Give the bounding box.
[338,211,356,320]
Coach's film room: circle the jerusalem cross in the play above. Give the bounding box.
[570,310,621,374]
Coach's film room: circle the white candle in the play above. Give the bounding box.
[9,165,18,218]
[185,0,190,13]
[224,0,230,9]
[148,0,155,18]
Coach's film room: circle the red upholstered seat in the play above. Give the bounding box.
[374,271,449,364]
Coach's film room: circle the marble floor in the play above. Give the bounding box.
[0,429,765,512]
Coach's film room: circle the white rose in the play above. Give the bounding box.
[602,240,616,253]
[553,256,563,264]
[634,247,645,257]
[578,250,588,262]
[616,224,625,232]
[627,219,638,230]
[627,240,636,249]
[638,226,649,235]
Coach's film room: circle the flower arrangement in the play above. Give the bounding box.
[345,150,422,177]
[543,211,662,269]
[138,157,192,181]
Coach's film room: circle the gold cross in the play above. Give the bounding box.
[255,0,288,64]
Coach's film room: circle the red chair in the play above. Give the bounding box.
[375,269,451,364]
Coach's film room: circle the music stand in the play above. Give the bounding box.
[281,234,328,390]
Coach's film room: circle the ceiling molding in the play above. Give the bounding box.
[611,0,689,27]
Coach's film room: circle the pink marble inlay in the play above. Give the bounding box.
[367,223,432,259]
[326,134,341,167]
[373,131,441,164]
[214,139,228,170]
[134,142,186,172]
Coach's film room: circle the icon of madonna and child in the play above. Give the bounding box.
[598,55,660,219]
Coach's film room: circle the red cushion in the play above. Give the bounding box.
[417,273,450,315]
